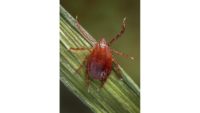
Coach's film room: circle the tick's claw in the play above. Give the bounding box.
[123,17,127,22]
[131,57,134,60]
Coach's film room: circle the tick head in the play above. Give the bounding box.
[99,38,107,48]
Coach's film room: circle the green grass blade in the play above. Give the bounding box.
[60,5,140,113]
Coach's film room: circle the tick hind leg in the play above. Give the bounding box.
[74,56,88,75]
[74,56,91,90]
[112,58,123,80]
[85,70,91,91]
[73,55,91,90]
[100,78,108,88]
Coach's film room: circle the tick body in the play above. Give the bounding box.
[70,17,134,88]
[87,38,112,83]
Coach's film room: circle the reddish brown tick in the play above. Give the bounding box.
[70,17,134,88]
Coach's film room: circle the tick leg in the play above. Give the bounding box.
[112,58,123,80]
[108,17,126,46]
[85,70,90,89]
[100,79,107,88]
[74,56,88,75]
[111,49,134,60]
[76,16,96,44]
[69,47,91,52]
[74,55,91,89]
[74,62,84,75]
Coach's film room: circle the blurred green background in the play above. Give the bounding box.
[60,0,140,113]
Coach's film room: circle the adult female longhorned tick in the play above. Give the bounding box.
[70,17,134,88]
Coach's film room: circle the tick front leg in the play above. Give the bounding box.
[76,17,89,40]
[112,58,123,80]
[108,17,126,46]
[75,16,96,45]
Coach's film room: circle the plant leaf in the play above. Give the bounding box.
[60,5,140,113]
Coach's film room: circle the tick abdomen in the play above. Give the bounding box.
[88,61,110,80]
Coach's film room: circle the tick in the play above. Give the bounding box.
[70,17,134,88]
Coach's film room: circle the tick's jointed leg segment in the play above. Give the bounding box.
[85,70,90,88]
[74,56,88,75]
[112,58,123,80]
[111,49,134,60]
[74,55,91,88]
[108,17,126,46]
[76,16,89,40]
[100,79,107,88]
[76,16,96,44]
